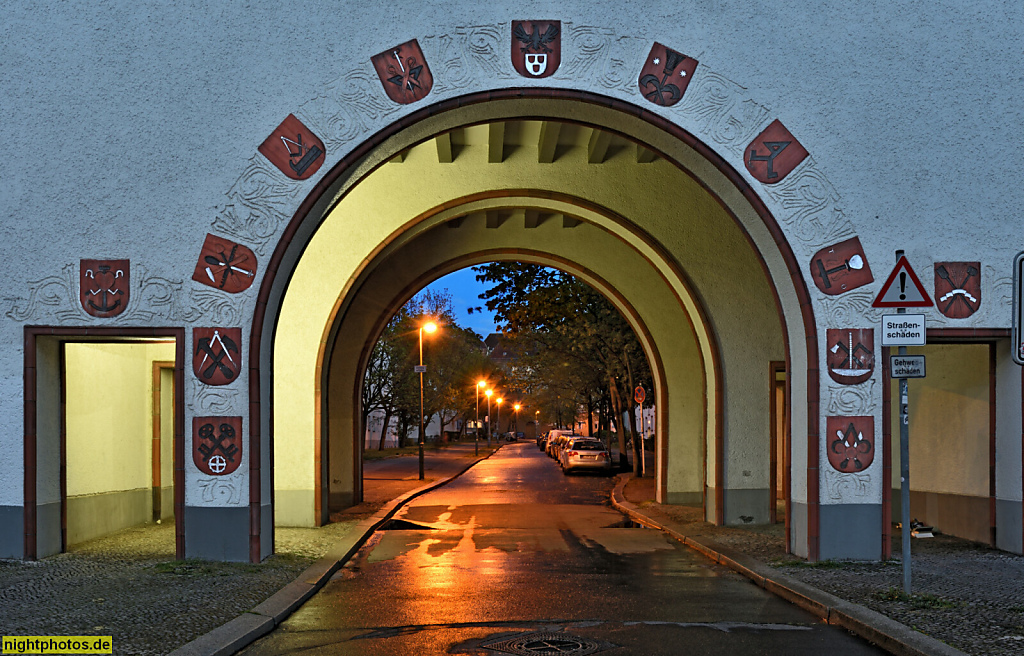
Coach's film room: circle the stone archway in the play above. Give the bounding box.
[253,92,816,562]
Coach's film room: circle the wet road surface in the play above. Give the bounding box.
[242,442,887,655]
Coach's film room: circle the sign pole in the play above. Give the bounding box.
[895,249,912,594]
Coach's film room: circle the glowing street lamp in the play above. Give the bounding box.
[475,380,486,456]
[496,397,504,439]
[417,320,438,480]
[514,403,521,433]
[485,388,493,448]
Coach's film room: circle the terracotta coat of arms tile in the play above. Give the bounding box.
[193,328,242,386]
[827,416,874,473]
[934,262,980,318]
[810,237,873,295]
[511,21,561,78]
[191,234,257,294]
[372,40,432,104]
[745,119,808,184]
[193,416,242,476]
[80,259,129,318]
[258,114,325,180]
[637,42,698,107]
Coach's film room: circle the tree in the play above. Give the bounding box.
[474,262,653,474]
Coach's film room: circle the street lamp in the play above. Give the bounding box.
[485,388,493,448]
[513,403,521,433]
[496,397,504,440]
[475,380,486,456]
[418,321,437,480]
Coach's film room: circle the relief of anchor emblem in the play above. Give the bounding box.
[80,259,130,318]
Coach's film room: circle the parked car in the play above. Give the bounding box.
[537,431,549,450]
[560,438,613,474]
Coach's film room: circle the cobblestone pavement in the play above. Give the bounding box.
[0,443,494,656]
[623,475,1024,656]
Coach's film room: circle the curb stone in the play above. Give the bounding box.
[168,446,502,656]
[609,475,968,656]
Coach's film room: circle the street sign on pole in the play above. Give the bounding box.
[414,365,426,373]
[634,386,645,404]
[890,354,926,378]
[872,255,933,308]
[881,314,926,346]
[1013,252,1024,365]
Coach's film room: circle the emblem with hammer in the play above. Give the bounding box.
[934,262,980,318]
[193,328,241,386]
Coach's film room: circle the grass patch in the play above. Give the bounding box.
[771,558,844,569]
[873,587,961,609]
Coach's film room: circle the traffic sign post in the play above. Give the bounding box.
[890,355,926,378]
[1013,252,1024,365]
[873,250,933,595]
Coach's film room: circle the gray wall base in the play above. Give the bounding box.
[665,491,702,505]
[819,503,881,561]
[328,490,356,511]
[37,501,61,559]
[0,506,24,558]
[67,488,151,546]
[185,506,250,562]
[723,488,770,525]
[790,502,807,558]
[996,499,1022,554]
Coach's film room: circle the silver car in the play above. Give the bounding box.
[560,438,612,474]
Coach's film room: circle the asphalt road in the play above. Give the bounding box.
[241,442,887,655]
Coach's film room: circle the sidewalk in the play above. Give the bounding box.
[0,442,497,656]
[615,474,1024,656]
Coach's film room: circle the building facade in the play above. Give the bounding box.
[2,1,1021,562]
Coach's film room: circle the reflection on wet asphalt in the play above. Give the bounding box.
[242,443,886,655]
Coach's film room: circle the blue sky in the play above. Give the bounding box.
[423,265,500,339]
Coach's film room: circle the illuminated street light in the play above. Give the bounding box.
[475,380,486,456]
[418,321,438,480]
[496,397,504,440]
[485,388,493,448]
[514,403,521,434]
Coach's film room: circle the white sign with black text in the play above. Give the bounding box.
[881,314,926,346]
[890,355,926,378]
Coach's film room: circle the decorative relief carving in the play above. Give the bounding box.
[819,290,882,326]
[554,24,638,92]
[196,477,244,505]
[3,264,79,322]
[120,266,203,323]
[189,378,241,415]
[764,166,855,248]
[422,25,513,93]
[824,468,872,501]
[682,70,769,158]
[825,379,877,416]
[224,153,303,233]
[210,204,280,258]
[188,288,246,326]
[985,264,1011,308]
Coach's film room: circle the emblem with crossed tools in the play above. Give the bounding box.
[195,330,239,381]
[197,422,238,469]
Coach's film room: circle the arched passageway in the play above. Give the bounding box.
[258,93,814,558]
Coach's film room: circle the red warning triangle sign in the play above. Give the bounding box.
[872,256,933,307]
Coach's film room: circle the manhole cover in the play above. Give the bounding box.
[482,632,613,655]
